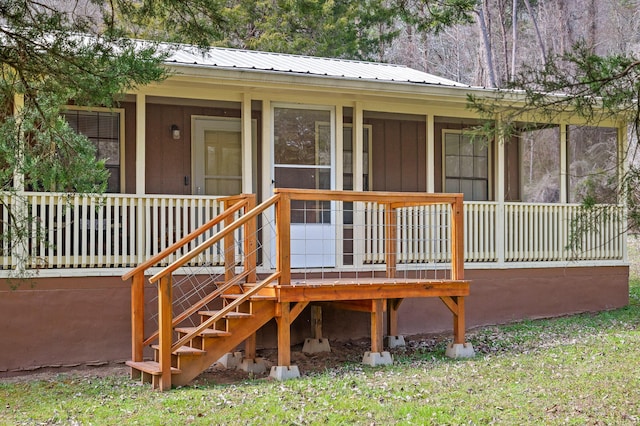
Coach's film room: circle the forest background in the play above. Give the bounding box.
[4,0,638,238]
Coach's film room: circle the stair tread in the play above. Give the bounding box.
[151,345,206,355]
[126,360,181,375]
[221,294,277,300]
[198,310,253,318]
[175,327,232,337]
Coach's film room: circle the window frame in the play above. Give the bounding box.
[63,106,126,193]
[442,129,492,201]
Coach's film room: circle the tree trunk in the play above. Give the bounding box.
[523,0,546,65]
[477,1,497,87]
[510,0,517,81]
[497,0,511,83]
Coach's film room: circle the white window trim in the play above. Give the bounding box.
[442,129,492,201]
[64,105,126,193]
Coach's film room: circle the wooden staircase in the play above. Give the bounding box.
[126,286,277,388]
[122,193,271,390]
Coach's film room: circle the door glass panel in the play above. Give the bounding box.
[274,108,331,166]
[274,107,332,224]
[203,129,241,196]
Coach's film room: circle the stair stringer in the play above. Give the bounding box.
[171,300,276,387]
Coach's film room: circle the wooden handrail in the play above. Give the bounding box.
[275,188,463,204]
[149,194,281,284]
[121,194,253,281]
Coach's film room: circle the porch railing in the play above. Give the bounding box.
[0,192,626,272]
[0,192,234,270]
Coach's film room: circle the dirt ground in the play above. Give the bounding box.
[0,334,449,386]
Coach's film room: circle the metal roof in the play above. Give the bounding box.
[164,44,468,87]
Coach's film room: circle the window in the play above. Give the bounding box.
[63,109,122,193]
[568,126,618,204]
[443,131,489,201]
[519,125,560,203]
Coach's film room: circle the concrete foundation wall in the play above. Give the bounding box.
[0,265,629,372]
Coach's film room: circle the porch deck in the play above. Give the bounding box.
[123,189,469,389]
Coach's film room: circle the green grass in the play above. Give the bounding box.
[2,281,639,425]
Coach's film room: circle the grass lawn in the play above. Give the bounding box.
[2,282,639,424]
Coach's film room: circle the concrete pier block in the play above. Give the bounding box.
[239,358,268,374]
[216,352,243,369]
[386,335,406,348]
[302,338,331,354]
[362,351,393,367]
[445,343,475,358]
[269,365,301,380]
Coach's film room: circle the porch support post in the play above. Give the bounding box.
[386,299,402,336]
[241,92,253,193]
[12,94,26,274]
[244,333,257,359]
[261,99,274,266]
[335,105,344,267]
[385,298,406,348]
[270,302,300,380]
[336,105,344,191]
[427,114,435,192]
[12,93,24,192]
[362,299,392,366]
[135,93,146,195]
[619,123,629,262]
[371,299,384,353]
[311,305,323,339]
[261,99,272,202]
[560,123,568,204]
[352,102,366,267]
[353,102,364,192]
[302,304,331,353]
[496,118,506,264]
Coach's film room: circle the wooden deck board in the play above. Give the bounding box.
[275,278,470,302]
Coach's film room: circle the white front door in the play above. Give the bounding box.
[192,117,242,196]
[273,105,335,268]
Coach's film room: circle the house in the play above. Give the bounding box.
[0,43,628,381]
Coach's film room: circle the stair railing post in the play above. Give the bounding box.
[450,195,466,345]
[158,274,173,391]
[276,193,291,285]
[244,194,257,283]
[451,195,465,281]
[223,199,236,282]
[131,271,145,363]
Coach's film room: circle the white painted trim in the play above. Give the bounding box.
[441,129,492,201]
[135,93,146,194]
[242,93,253,193]
[427,115,435,193]
[496,119,506,263]
[560,123,568,203]
[13,94,25,192]
[11,258,628,279]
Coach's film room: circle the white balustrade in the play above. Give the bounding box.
[0,193,625,271]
